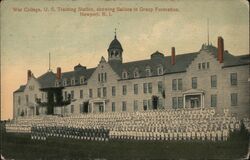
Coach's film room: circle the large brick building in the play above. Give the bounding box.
[13,34,250,118]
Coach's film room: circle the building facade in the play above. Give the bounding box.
[13,35,250,118]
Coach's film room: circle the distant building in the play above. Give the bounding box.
[13,34,249,118]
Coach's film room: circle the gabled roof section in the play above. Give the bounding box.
[37,71,56,88]
[61,67,96,85]
[109,51,199,79]
[14,85,26,93]
[165,52,199,74]
[205,45,249,68]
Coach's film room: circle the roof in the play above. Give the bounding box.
[13,44,249,92]
[14,85,26,93]
[109,51,199,79]
[183,89,205,95]
[37,71,57,88]
[108,36,123,51]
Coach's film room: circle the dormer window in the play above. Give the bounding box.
[122,71,128,79]
[134,68,139,78]
[145,67,151,77]
[55,80,60,87]
[63,79,67,86]
[157,65,163,75]
[80,76,85,84]
[71,78,75,85]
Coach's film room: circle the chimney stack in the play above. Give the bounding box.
[217,36,224,63]
[171,47,176,65]
[56,67,62,80]
[27,70,32,81]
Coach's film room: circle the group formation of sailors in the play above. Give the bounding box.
[31,125,109,141]
[5,108,249,142]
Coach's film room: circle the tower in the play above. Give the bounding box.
[107,29,123,62]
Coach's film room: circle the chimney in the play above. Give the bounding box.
[56,67,62,80]
[217,36,224,63]
[171,47,176,65]
[27,70,32,81]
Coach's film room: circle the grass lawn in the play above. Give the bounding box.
[1,129,249,160]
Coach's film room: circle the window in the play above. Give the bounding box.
[112,102,115,112]
[18,96,21,105]
[158,81,163,93]
[63,79,67,86]
[157,66,163,75]
[134,100,138,111]
[143,100,148,110]
[199,62,210,70]
[143,83,147,93]
[230,73,237,85]
[148,83,152,93]
[207,62,210,69]
[104,72,107,82]
[178,97,183,108]
[211,75,217,88]
[134,70,139,78]
[98,73,101,82]
[80,76,85,84]
[202,63,206,69]
[29,85,34,90]
[172,79,177,91]
[134,84,138,95]
[122,85,127,95]
[97,88,101,98]
[71,105,74,113]
[122,101,127,111]
[89,89,93,98]
[192,77,197,89]
[178,79,182,90]
[103,87,107,97]
[112,86,116,96]
[80,104,84,113]
[211,95,217,107]
[55,81,60,87]
[101,73,103,82]
[231,93,238,106]
[80,90,83,99]
[25,95,29,104]
[98,73,107,82]
[71,78,75,85]
[172,97,177,109]
[70,91,74,99]
[122,71,128,79]
[145,68,151,77]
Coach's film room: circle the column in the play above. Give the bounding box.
[200,93,204,108]
[34,106,36,116]
[183,95,186,108]
[103,100,106,112]
[91,102,94,113]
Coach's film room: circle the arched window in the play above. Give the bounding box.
[122,71,128,79]
[157,65,163,75]
[134,68,139,78]
[145,66,151,77]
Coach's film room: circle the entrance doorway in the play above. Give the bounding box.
[83,102,89,113]
[99,103,104,112]
[190,98,199,108]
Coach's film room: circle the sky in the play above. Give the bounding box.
[1,0,249,120]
